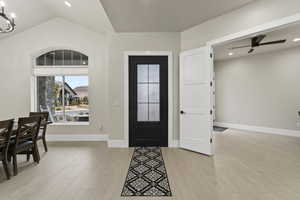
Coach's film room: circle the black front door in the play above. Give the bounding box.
[129,56,168,147]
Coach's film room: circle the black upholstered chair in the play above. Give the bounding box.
[29,112,49,152]
[0,119,14,179]
[9,116,41,176]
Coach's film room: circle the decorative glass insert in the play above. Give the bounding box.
[36,50,88,66]
[137,64,160,122]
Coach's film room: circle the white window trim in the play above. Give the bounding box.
[123,51,174,147]
[51,122,89,126]
[33,67,88,76]
[31,52,89,126]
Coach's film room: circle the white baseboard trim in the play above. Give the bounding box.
[108,140,128,148]
[47,134,108,142]
[214,122,300,138]
[169,140,179,148]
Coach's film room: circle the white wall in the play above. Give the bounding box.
[181,0,300,50]
[215,46,300,131]
[0,18,181,141]
[107,33,181,140]
[0,18,109,136]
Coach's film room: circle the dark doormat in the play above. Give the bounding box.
[213,126,228,132]
[121,147,172,197]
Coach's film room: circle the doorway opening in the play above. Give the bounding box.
[211,20,300,137]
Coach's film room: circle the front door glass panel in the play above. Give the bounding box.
[137,64,160,122]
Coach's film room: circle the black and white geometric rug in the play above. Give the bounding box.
[121,147,172,197]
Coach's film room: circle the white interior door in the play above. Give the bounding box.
[179,46,214,155]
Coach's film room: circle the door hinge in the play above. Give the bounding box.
[210,81,213,87]
[210,53,213,58]
[210,138,213,143]
[210,110,213,115]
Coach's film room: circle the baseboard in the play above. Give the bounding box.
[46,134,108,142]
[108,140,128,148]
[214,122,300,138]
[169,140,179,147]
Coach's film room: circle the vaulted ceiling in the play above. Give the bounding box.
[0,0,54,39]
[99,0,256,32]
[0,0,113,40]
[0,0,257,40]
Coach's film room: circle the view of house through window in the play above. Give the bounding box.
[37,76,89,123]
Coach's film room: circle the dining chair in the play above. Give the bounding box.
[29,112,49,153]
[0,119,14,180]
[9,116,41,176]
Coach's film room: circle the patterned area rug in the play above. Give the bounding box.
[121,147,172,197]
[213,126,228,132]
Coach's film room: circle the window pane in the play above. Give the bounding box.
[36,50,88,66]
[55,50,63,65]
[36,55,45,66]
[64,76,89,122]
[45,52,55,65]
[138,104,148,121]
[136,64,160,122]
[82,55,88,65]
[149,64,160,83]
[149,104,160,121]
[72,51,81,65]
[149,84,159,103]
[137,64,148,83]
[36,76,64,122]
[138,84,148,103]
[63,50,72,65]
[37,76,89,123]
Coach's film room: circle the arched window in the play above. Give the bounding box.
[32,49,89,125]
[36,50,88,66]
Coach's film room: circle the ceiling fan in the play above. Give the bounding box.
[229,34,286,53]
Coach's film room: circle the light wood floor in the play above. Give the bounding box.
[1,129,300,200]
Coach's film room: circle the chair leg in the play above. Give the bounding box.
[42,137,48,152]
[12,154,18,176]
[2,160,11,180]
[26,152,30,162]
[33,145,40,164]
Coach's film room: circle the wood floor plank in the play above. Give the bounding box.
[1,129,300,200]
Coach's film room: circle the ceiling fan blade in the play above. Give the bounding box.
[252,35,266,46]
[248,48,254,53]
[259,39,286,46]
[230,45,251,50]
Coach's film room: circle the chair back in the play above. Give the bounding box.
[29,112,49,124]
[15,117,41,146]
[0,119,14,155]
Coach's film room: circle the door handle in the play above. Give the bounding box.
[180,110,185,114]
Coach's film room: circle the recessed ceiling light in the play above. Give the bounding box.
[228,52,234,56]
[10,12,16,19]
[64,1,72,7]
[0,1,5,7]
[293,38,300,42]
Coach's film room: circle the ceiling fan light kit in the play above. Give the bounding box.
[0,1,16,33]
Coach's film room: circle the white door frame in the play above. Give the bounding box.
[123,51,173,147]
[206,13,300,138]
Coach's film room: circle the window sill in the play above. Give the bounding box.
[49,122,90,126]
